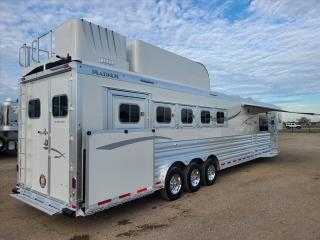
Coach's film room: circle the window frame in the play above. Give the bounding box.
[28,98,41,119]
[181,107,194,125]
[118,103,141,124]
[216,111,225,125]
[156,106,172,124]
[52,94,68,118]
[200,109,211,125]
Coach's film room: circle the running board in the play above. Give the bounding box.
[10,188,67,215]
[259,149,279,158]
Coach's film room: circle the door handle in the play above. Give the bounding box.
[38,128,48,135]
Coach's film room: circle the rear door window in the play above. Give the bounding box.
[28,99,41,118]
[52,95,68,117]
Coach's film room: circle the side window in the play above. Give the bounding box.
[181,108,193,124]
[259,115,268,131]
[119,103,140,123]
[217,111,225,124]
[156,106,171,123]
[52,95,68,117]
[201,110,211,124]
[28,99,40,118]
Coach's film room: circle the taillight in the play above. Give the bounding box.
[72,177,77,189]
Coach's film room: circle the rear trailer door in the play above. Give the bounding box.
[23,73,71,203]
[25,80,50,195]
[49,76,71,202]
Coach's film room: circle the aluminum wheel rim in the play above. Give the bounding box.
[207,165,216,181]
[170,174,182,195]
[190,168,201,187]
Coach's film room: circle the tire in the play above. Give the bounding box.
[160,167,184,201]
[183,162,202,192]
[201,159,217,186]
[297,126,301,129]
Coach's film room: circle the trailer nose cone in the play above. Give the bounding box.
[39,174,46,188]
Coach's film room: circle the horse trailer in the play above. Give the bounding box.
[0,99,18,153]
[12,19,291,217]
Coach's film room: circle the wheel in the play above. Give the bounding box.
[160,167,184,201]
[297,126,301,129]
[183,162,202,192]
[201,159,217,186]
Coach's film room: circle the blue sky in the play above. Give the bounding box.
[0,0,319,121]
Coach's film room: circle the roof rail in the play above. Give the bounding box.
[19,30,55,67]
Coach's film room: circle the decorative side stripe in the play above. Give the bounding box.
[227,111,241,121]
[137,187,148,193]
[97,136,172,150]
[119,193,131,199]
[98,199,111,206]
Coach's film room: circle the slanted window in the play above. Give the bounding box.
[201,110,211,124]
[217,111,225,124]
[28,99,40,118]
[119,103,140,123]
[181,108,193,124]
[156,106,171,123]
[52,95,68,117]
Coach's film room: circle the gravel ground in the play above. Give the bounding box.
[0,133,319,240]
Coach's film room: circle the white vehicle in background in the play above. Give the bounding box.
[285,122,301,129]
[11,19,316,217]
[0,98,18,153]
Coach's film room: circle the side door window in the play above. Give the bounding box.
[119,103,140,123]
[111,93,148,129]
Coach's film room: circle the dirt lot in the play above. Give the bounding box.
[0,133,319,240]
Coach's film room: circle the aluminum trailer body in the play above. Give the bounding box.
[12,19,282,217]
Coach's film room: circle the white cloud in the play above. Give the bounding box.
[0,0,319,120]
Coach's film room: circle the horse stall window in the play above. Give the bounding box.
[216,111,225,124]
[156,106,171,123]
[119,103,140,123]
[181,108,193,124]
[28,99,40,118]
[201,110,211,124]
[52,95,68,117]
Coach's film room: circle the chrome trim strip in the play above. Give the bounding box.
[96,136,172,150]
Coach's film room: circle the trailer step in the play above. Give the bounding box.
[10,188,67,215]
